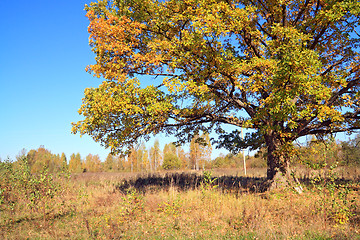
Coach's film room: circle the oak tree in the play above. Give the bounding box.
[73,0,360,189]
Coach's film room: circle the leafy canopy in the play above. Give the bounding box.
[73,0,360,155]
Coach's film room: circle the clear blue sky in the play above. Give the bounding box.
[0,0,356,162]
[0,0,115,161]
[0,0,228,161]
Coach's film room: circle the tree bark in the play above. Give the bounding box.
[262,133,303,193]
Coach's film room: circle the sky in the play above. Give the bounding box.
[0,0,232,161]
[0,0,357,162]
[0,0,110,160]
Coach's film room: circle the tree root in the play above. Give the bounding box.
[260,171,303,194]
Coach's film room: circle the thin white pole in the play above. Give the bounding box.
[242,127,246,176]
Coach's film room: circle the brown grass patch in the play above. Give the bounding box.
[1,169,359,239]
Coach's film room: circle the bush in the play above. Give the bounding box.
[0,156,68,225]
[162,152,181,170]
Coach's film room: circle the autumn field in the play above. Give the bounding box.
[2,0,360,239]
[1,164,360,240]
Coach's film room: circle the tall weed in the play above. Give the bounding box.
[0,156,68,225]
[309,162,356,225]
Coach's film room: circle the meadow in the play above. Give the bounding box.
[1,163,359,239]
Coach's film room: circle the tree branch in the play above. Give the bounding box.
[292,0,310,26]
[320,56,347,76]
[310,23,329,50]
[327,76,360,107]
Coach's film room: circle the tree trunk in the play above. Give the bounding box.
[263,134,303,193]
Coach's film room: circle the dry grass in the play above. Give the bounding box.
[1,169,359,239]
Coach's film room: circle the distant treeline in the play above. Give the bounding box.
[1,134,360,174]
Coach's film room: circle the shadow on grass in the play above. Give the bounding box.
[116,172,265,194]
[115,172,360,195]
[298,175,360,190]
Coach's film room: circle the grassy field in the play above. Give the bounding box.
[1,168,359,239]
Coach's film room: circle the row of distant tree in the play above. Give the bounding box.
[3,134,211,174]
[2,134,360,174]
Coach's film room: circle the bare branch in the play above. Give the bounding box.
[320,56,347,76]
[328,77,360,107]
[292,0,310,26]
[310,23,329,50]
